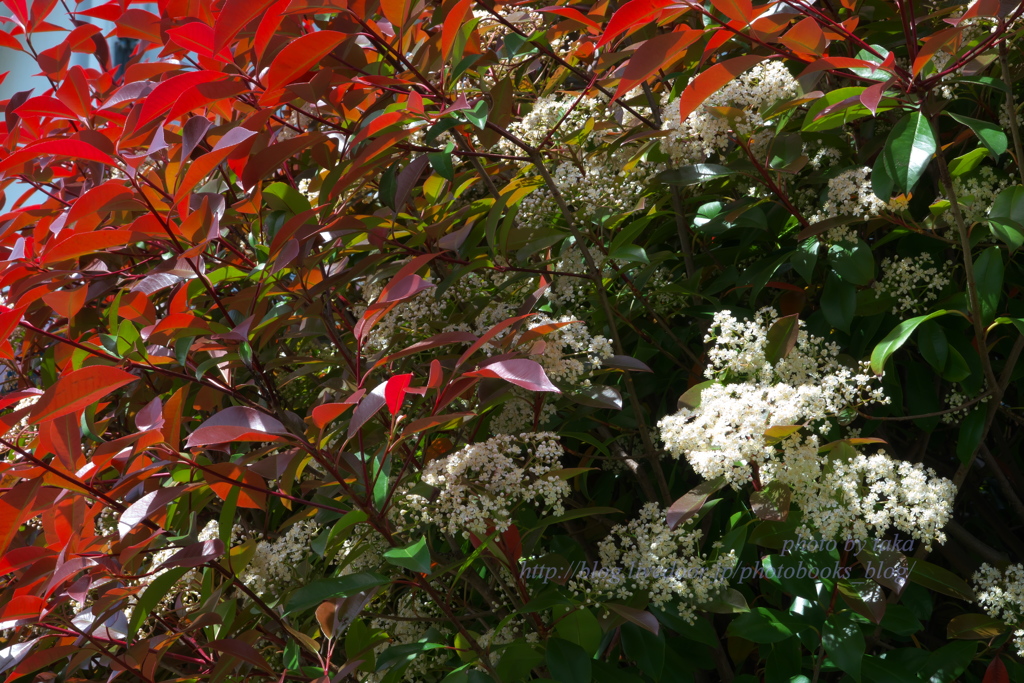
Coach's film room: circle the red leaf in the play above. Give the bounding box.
[41,286,87,320]
[311,402,354,430]
[29,366,138,424]
[959,0,1000,23]
[1,595,44,622]
[678,55,766,123]
[380,0,413,29]
[0,140,117,176]
[913,26,962,76]
[0,480,40,557]
[167,22,232,61]
[66,181,137,227]
[15,96,78,120]
[214,0,280,52]
[984,656,1009,683]
[136,71,228,127]
[117,485,191,538]
[260,30,346,99]
[606,603,660,635]
[441,0,472,60]
[348,381,387,438]
[614,29,701,101]
[166,79,248,122]
[464,359,560,393]
[186,406,289,447]
[208,639,273,673]
[174,127,257,203]
[254,0,289,60]
[204,463,268,509]
[778,17,826,58]
[155,539,225,569]
[538,6,601,32]
[597,0,674,48]
[709,0,752,24]
[115,8,162,42]
[42,230,137,264]
[797,56,882,77]
[860,79,890,115]
[385,373,414,415]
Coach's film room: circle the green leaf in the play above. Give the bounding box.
[462,100,489,129]
[908,558,976,600]
[127,566,189,640]
[284,573,389,615]
[975,245,1004,324]
[620,622,665,679]
[923,641,977,683]
[764,314,800,365]
[881,112,937,193]
[916,319,948,372]
[496,641,544,682]
[946,613,1006,639]
[383,535,432,575]
[607,244,649,264]
[792,238,819,283]
[545,638,591,683]
[948,147,988,177]
[872,145,895,201]
[822,272,856,333]
[429,144,456,182]
[955,406,986,464]
[554,608,602,655]
[726,607,793,644]
[823,611,865,682]
[870,310,951,374]
[988,185,1024,251]
[948,112,1008,158]
[829,239,875,285]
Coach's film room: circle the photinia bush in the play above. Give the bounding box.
[3,0,1024,680]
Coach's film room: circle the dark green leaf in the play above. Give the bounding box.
[956,406,986,464]
[284,573,390,615]
[546,638,591,683]
[764,314,800,364]
[975,245,1004,324]
[823,611,865,682]
[949,112,1008,158]
[822,272,856,333]
[870,310,951,374]
[726,607,793,644]
[829,239,875,285]
[383,536,432,575]
[988,186,1024,251]
[881,112,937,193]
[554,609,602,655]
[620,622,665,679]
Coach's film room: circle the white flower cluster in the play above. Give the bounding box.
[973,563,1024,658]
[659,307,886,485]
[808,167,900,230]
[368,590,452,683]
[569,502,735,622]
[515,148,661,231]
[239,519,321,596]
[657,308,954,549]
[658,307,886,486]
[946,165,1010,226]
[489,391,559,435]
[400,432,569,538]
[497,93,612,155]
[872,252,952,316]
[768,439,955,550]
[660,61,800,166]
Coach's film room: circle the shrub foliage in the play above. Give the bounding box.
[2,0,1024,680]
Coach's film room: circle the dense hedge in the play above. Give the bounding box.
[2,0,1024,680]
